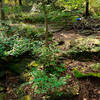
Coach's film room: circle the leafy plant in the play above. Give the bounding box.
[56,0,84,11]
[5,37,31,56]
[16,12,45,23]
[31,40,44,56]
[38,43,60,70]
[48,10,71,23]
[0,43,6,56]
[0,32,32,57]
[0,32,14,56]
[30,69,71,95]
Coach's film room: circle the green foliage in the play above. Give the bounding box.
[31,42,66,76]
[16,13,44,23]
[1,5,22,20]
[32,42,64,71]
[30,69,71,95]
[39,44,59,67]
[0,20,19,35]
[31,40,44,56]
[1,36,66,74]
[20,25,45,38]
[16,9,71,24]
[13,6,22,14]
[5,37,31,56]
[53,64,66,77]
[0,32,15,56]
[0,32,57,63]
[90,0,100,15]
[3,5,22,15]
[48,10,71,22]
[3,5,11,15]
[56,0,84,11]
[0,33,31,57]
[0,21,45,39]
[0,44,6,56]
[90,63,100,71]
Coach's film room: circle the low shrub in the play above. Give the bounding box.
[31,69,71,95]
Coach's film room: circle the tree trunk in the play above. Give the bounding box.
[0,0,5,20]
[86,0,89,18]
[19,0,22,6]
[42,0,49,47]
[14,0,17,6]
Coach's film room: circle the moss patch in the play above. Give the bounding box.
[73,68,100,78]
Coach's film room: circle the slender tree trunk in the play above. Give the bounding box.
[14,0,17,6]
[0,0,5,20]
[86,0,89,18]
[42,0,49,47]
[19,0,22,6]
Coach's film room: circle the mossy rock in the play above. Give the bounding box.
[73,68,100,78]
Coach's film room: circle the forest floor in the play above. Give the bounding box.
[53,29,100,100]
[0,22,100,100]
